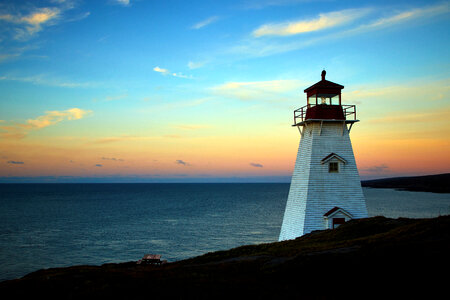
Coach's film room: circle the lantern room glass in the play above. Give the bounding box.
[307,94,340,106]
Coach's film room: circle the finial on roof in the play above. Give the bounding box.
[321,70,326,81]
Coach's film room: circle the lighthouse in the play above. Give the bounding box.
[279,70,368,241]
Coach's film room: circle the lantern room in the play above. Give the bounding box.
[293,70,357,126]
[305,70,343,106]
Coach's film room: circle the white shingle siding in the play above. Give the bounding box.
[279,121,368,241]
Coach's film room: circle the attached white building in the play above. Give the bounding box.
[279,70,368,241]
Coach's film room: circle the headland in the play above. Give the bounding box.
[1,215,448,299]
[362,173,450,193]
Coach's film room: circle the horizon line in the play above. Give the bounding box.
[0,173,447,184]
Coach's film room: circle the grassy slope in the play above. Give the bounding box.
[1,215,449,299]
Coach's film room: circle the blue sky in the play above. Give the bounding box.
[0,0,449,182]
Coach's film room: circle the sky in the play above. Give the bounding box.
[0,0,449,183]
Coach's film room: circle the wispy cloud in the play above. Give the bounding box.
[7,160,25,165]
[0,43,41,63]
[91,135,166,144]
[188,61,206,69]
[361,164,389,174]
[153,66,193,79]
[93,93,128,102]
[105,94,128,101]
[227,37,310,57]
[0,1,88,62]
[0,1,84,41]
[253,8,371,37]
[20,109,81,132]
[0,73,98,88]
[24,108,90,129]
[191,16,220,29]
[211,79,302,101]
[368,109,450,124]
[0,108,92,139]
[172,73,192,79]
[113,0,131,7]
[101,157,124,162]
[231,2,449,58]
[343,2,449,36]
[93,135,143,144]
[143,97,213,114]
[153,66,170,75]
[21,8,60,25]
[66,11,91,23]
[346,79,450,103]
[250,162,263,168]
[4,7,61,40]
[241,0,311,10]
[176,159,191,166]
[171,124,211,130]
[0,53,21,63]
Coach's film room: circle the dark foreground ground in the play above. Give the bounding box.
[362,173,450,193]
[1,215,449,299]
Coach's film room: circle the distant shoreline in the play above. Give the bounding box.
[361,173,450,193]
[1,173,449,193]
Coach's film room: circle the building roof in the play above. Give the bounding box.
[321,153,347,164]
[304,79,344,93]
[303,70,344,98]
[323,207,353,219]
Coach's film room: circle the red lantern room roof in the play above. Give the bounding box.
[304,70,344,98]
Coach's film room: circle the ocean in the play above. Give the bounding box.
[1,183,449,281]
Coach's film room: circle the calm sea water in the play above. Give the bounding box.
[0,183,449,281]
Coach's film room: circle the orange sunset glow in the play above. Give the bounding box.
[1,0,449,182]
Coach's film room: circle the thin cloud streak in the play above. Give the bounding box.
[241,0,314,10]
[176,159,191,166]
[113,0,131,7]
[191,16,220,29]
[1,7,61,40]
[0,73,99,88]
[343,2,450,35]
[253,8,371,37]
[172,124,211,130]
[23,108,90,129]
[346,79,450,102]
[0,1,88,64]
[0,0,86,41]
[211,79,302,101]
[7,160,25,165]
[90,134,185,144]
[250,162,263,168]
[153,66,170,75]
[361,164,390,174]
[230,2,449,58]
[188,61,206,69]
[101,157,124,162]
[153,66,193,79]
[0,108,91,140]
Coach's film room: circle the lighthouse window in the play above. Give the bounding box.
[329,162,339,173]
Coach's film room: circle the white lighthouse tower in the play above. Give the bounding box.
[279,70,368,241]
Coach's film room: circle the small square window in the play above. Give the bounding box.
[329,162,339,173]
